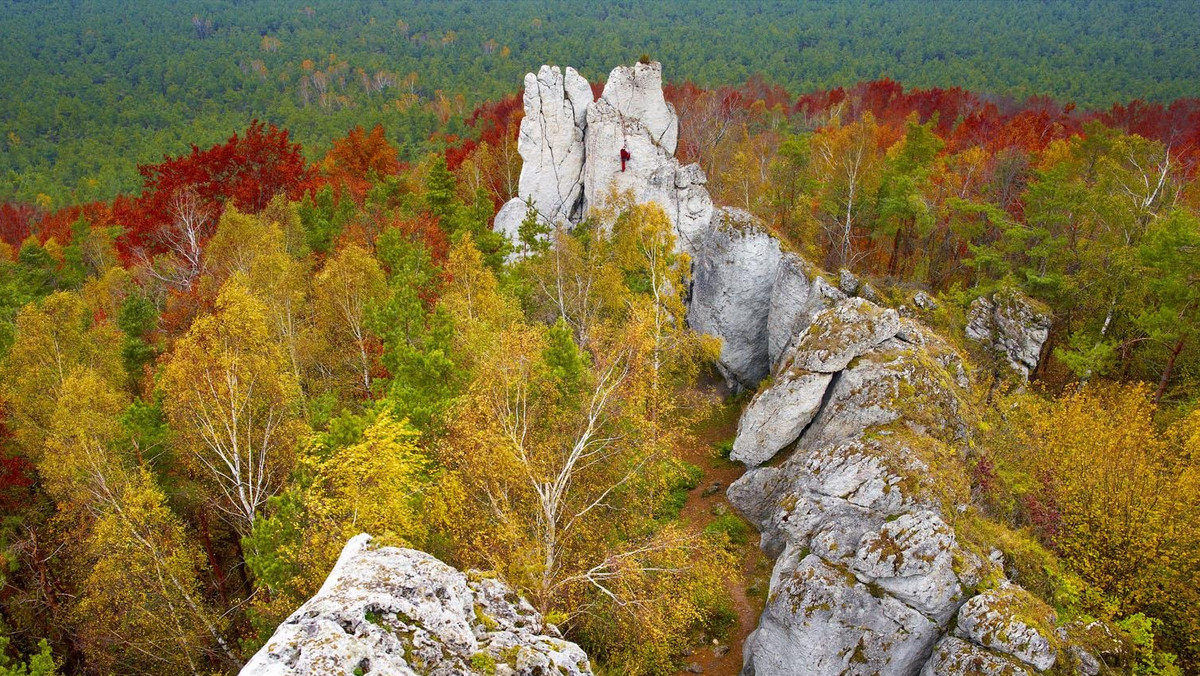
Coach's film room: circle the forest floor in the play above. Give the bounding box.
[674,391,770,676]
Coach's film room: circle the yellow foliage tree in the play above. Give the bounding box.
[0,292,123,454]
[312,243,387,399]
[74,469,232,675]
[206,207,311,383]
[161,279,306,536]
[988,383,1199,668]
[244,413,433,635]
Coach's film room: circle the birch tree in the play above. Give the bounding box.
[161,280,306,536]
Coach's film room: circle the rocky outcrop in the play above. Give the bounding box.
[725,267,1116,675]
[766,255,847,370]
[920,637,1034,676]
[686,208,782,390]
[728,301,985,675]
[241,534,592,676]
[954,585,1058,672]
[493,66,594,244]
[731,299,900,466]
[965,289,1051,380]
[494,61,713,262]
[581,61,714,256]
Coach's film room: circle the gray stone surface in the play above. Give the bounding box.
[686,208,782,390]
[730,370,833,467]
[726,284,1088,676]
[742,550,940,676]
[965,289,1051,380]
[240,534,592,676]
[518,66,592,223]
[779,298,901,374]
[954,585,1058,672]
[582,61,712,257]
[920,637,1034,676]
[766,255,847,371]
[497,62,714,261]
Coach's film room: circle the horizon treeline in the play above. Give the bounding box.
[3,0,1199,203]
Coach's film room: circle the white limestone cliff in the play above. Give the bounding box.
[582,61,713,257]
[493,65,593,244]
[495,61,713,261]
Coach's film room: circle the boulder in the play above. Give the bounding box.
[779,298,901,375]
[965,289,1051,380]
[838,268,861,295]
[731,298,901,467]
[920,637,1034,676]
[912,291,938,311]
[686,208,782,390]
[954,585,1058,672]
[240,534,592,676]
[766,255,847,370]
[730,370,833,467]
[741,550,941,676]
[848,510,963,622]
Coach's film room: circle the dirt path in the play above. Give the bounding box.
[674,399,768,676]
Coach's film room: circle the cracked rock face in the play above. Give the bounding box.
[767,255,847,371]
[920,636,1035,676]
[965,289,1051,380]
[494,65,593,244]
[954,585,1058,672]
[496,61,713,261]
[728,319,984,676]
[724,266,1123,676]
[582,61,712,256]
[240,534,592,676]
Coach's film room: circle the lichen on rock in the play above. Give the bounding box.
[239,534,592,676]
[965,288,1051,380]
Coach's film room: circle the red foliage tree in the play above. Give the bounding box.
[118,120,313,257]
[320,124,403,203]
[0,203,37,251]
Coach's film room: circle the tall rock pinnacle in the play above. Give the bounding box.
[493,61,712,259]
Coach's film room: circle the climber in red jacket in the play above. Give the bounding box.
[620,146,631,172]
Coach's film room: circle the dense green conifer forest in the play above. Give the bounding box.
[3,0,1199,203]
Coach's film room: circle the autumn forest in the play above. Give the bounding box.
[1,2,1199,675]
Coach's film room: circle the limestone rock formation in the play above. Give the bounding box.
[965,288,1051,380]
[920,637,1035,676]
[728,305,985,675]
[730,299,901,467]
[686,208,782,390]
[730,370,832,467]
[766,254,847,370]
[582,61,713,255]
[493,65,593,243]
[725,257,1119,675]
[493,61,713,260]
[240,534,592,676]
[954,585,1058,672]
